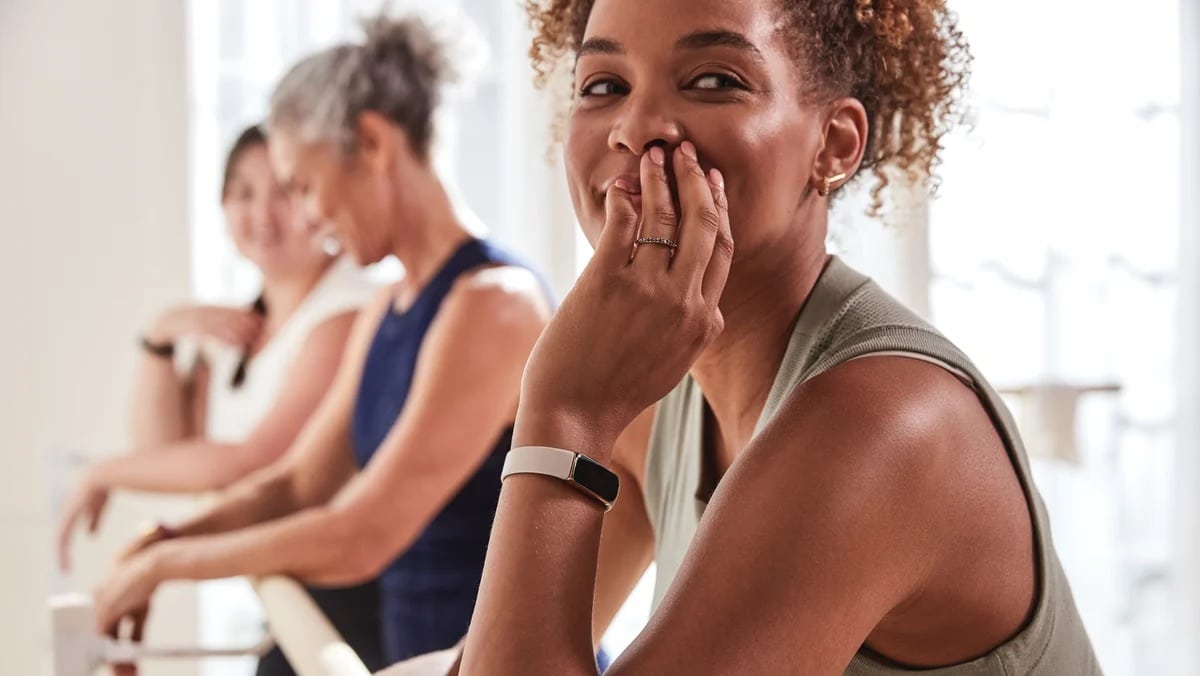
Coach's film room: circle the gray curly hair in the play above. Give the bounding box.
[268,11,480,160]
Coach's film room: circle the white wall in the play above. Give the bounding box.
[1173,0,1200,673]
[0,1,199,673]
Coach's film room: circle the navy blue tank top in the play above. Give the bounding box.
[351,238,542,663]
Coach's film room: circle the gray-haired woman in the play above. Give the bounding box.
[88,13,553,671]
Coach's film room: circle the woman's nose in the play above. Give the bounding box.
[606,94,685,155]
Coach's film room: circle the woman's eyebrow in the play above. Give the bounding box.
[578,37,623,56]
[577,30,764,63]
[676,30,765,62]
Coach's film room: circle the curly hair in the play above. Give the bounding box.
[524,0,971,214]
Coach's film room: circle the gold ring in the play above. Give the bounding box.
[636,237,678,249]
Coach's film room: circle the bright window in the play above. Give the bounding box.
[929,2,1182,674]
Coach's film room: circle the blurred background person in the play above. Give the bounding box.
[84,11,555,673]
[56,123,384,675]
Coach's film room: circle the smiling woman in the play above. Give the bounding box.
[455,0,1102,674]
[531,0,969,213]
[84,12,557,674]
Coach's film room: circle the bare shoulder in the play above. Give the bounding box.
[410,264,551,398]
[441,264,553,331]
[767,355,994,478]
[297,311,357,357]
[731,353,1019,558]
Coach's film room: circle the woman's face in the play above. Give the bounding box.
[269,129,397,267]
[565,0,823,259]
[222,144,330,276]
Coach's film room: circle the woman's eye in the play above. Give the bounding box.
[691,73,743,90]
[580,80,624,97]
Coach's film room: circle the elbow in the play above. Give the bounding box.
[341,549,388,586]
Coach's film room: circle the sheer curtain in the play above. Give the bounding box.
[926,2,1183,674]
[1172,0,1200,672]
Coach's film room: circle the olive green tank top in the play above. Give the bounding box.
[643,256,1101,675]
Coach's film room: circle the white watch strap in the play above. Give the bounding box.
[501,446,577,482]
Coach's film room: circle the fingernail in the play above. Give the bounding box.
[709,168,725,190]
[680,141,697,161]
[649,146,666,167]
[613,178,633,192]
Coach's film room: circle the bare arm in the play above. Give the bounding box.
[140,269,550,586]
[129,342,198,447]
[462,362,957,675]
[168,292,393,539]
[396,406,655,676]
[56,311,363,570]
[130,306,261,447]
[90,313,355,494]
[590,407,656,647]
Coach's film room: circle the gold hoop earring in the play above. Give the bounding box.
[817,172,847,198]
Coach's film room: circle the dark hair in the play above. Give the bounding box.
[525,0,971,213]
[220,125,272,388]
[220,124,268,201]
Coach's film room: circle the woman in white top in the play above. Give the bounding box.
[56,125,384,674]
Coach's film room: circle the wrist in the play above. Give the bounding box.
[146,538,183,582]
[83,465,109,492]
[140,334,176,359]
[146,307,186,344]
[512,404,622,464]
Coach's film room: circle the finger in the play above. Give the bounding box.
[87,500,105,533]
[100,608,127,640]
[671,141,721,283]
[129,606,148,643]
[700,168,734,303]
[238,313,264,332]
[225,317,258,339]
[215,327,245,346]
[57,512,76,571]
[232,326,255,346]
[593,179,641,268]
[239,315,264,339]
[96,595,116,636]
[116,541,135,563]
[117,531,147,563]
[634,146,678,265]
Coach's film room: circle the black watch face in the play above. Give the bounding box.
[572,456,620,505]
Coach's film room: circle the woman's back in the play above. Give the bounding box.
[352,237,545,662]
